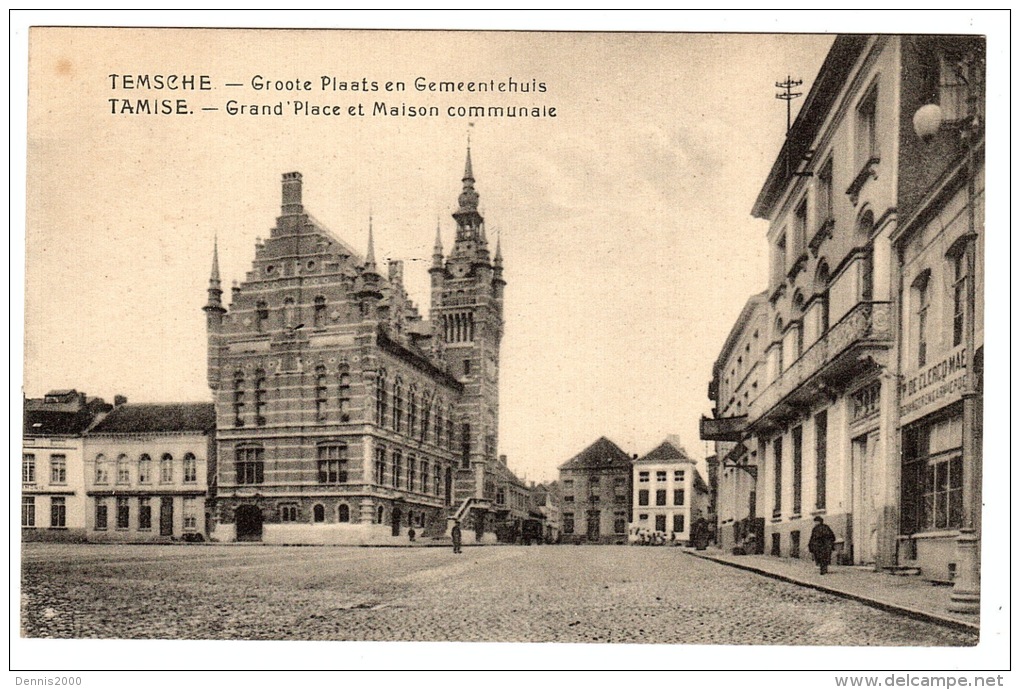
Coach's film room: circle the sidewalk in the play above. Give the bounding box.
[684,547,979,633]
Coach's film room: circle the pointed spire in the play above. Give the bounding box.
[494,228,503,265]
[457,142,480,214]
[463,138,474,183]
[365,215,377,273]
[433,218,443,254]
[210,234,221,287]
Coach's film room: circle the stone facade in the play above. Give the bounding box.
[558,437,633,545]
[631,440,705,545]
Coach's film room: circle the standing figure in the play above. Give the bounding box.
[808,516,837,575]
[451,520,463,554]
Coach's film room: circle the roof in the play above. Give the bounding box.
[559,437,632,471]
[24,410,95,436]
[633,440,696,466]
[89,403,215,434]
[752,35,869,220]
[713,291,768,377]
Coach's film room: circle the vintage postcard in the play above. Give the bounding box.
[13,12,1009,677]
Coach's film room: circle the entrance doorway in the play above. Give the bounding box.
[159,497,174,536]
[586,509,600,542]
[235,504,263,542]
[850,430,880,564]
[391,506,402,536]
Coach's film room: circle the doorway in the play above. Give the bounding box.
[235,504,263,542]
[850,430,880,564]
[159,497,174,536]
[391,506,402,536]
[586,509,600,542]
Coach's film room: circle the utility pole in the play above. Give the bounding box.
[775,76,803,133]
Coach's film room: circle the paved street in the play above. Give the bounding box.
[21,543,977,645]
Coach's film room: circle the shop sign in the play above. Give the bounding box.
[899,346,967,422]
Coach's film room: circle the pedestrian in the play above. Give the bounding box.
[808,516,837,575]
[408,526,416,543]
[451,520,462,554]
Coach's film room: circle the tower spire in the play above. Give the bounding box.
[457,143,479,214]
[204,235,225,314]
[365,215,377,273]
[494,228,503,265]
[210,234,221,286]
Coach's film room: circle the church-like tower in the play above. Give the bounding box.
[430,147,506,509]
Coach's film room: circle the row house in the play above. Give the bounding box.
[83,403,216,541]
[702,34,983,609]
[558,437,633,544]
[631,439,709,544]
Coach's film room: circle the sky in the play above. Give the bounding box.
[15,14,1004,489]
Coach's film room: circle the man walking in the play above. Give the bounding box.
[808,516,837,575]
[451,519,462,554]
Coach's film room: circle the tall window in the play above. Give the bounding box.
[792,426,803,515]
[915,272,931,367]
[393,450,403,488]
[183,453,197,483]
[773,436,783,518]
[815,411,828,510]
[139,498,152,530]
[772,233,787,286]
[374,447,386,485]
[563,513,574,535]
[419,392,432,443]
[951,249,970,348]
[317,444,348,484]
[138,454,152,484]
[50,497,66,528]
[673,489,685,506]
[94,454,109,484]
[183,498,198,531]
[22,497,35,527]
[313,296,326,328]
[614,511,627,535]
[434,464,441,496]
[50,454,67,484]
[408,386,418,438]
[638,489,649,506]
[22,454,35,483]
[856,87,878,168]
[117,454,130,484]
[434,401,443,446]
[235,446,264,485]
[420,460,429,492]
[408,455,416,491]
[461,423,471,469]
[446,407,455,453]
[673,514,685,533]
[375,370,388,426]
[280,504,298,523]
[117,496,130,529]
[256,301,269,332]
[254,371,267,425]
[160,453,174,484]
[233,371,246,426]
[816,261,831,335]
[95,499,108,530]
[338,504,350,523]
[793,197,808,258]
[393,378,404,432]
[315,365,328,421]
[655,489,667,506]
[817,157,834,229]
[901,413,964,534]
[313,504,326,523]
[338,365,351,421]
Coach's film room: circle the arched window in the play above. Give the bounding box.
[116,454,130,484]
[408,385,418,438]
[138,454,152,484]
[446,405,455,452]
[233,371,245,426]
[313,296,326,328]
[946,237,975,348]
[313,504,325,523]
[913,271,931,368]
[815,260,831,334]
[315,365,328,421]
[393,377,404,432]
[338,364,351,421]
[282,297,296,329]
[377,505,385,524]
[254,370,267,425]
[434,400,443,446]
[419,391,432,443]
[160,453,174,484]
[774,316,786,375]
[375,369,388,426]
[338,504,350,523]
[94,454,109,484]
[183,453,197,484]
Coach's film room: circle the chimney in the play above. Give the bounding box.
[281,172,303,215]
[114,395,128,407]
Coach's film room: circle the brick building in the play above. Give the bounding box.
[558,437,632,544]
[206,149,509,544]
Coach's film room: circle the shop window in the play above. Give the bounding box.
[792,426,803,516]
[901,412,964,534]
[773,436,783,518]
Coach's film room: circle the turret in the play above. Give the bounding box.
[356,218,383,306]
[203,237,226,322]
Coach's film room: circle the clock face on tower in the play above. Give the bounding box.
[453,263,468,278]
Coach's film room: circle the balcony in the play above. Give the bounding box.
[749,301,892,428]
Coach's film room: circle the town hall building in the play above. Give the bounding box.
[205,149,508,544]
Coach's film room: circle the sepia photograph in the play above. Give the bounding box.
[11,10,1009,679]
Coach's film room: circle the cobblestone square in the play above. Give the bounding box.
[21,543,977,645]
